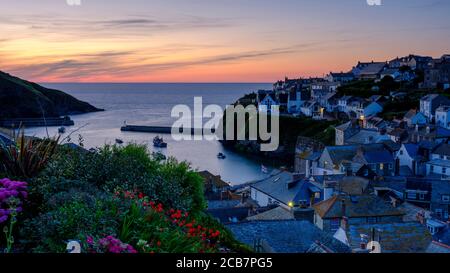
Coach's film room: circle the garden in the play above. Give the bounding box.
[0,133,249,253]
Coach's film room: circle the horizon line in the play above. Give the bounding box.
[38,81,275,84]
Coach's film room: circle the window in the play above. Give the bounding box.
[431,165,435,172]
[443,168,447,174]
[400,150,404,155]
[442,195,450,202]
[419,193,426,200]
[330,218,340,231]
[407,192,417,199]
[380,163,384,170]
[436,209,443,218]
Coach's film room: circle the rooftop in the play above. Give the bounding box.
[226,220,351,253]
[313,194,404,219]
[347,222,432,253]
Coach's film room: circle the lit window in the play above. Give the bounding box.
[380,163,384,170]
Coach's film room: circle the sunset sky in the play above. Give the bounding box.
[0,0,449,82]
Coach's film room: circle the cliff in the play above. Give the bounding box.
[0,71,103,119]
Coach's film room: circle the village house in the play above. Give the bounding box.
[387,127,409,143]
[344,222,432,253]
[335,121,390,146]
[339,97,383,119]
[351,61,387,80]
[435,105,450,129]
[250,170,322,209]
[294,136,324,176]
[312,194,405,233]
[315,143,395,177]
[325,72,354,83]
[287,85,310,114]
[226,220,351,253]
[311,81,341,93]
[364,116,388,131]
[395,143,429,176]
[389,55,433,70]
[426,142,450,178]
[403,109,428,127]
[422,55,450,89]
[198,170,231,200]
[419,94,450,121]
[404,178,450,221]
[408,125,450,144]
[257,90,277,112]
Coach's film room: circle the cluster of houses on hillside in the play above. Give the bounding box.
[257,54,450,119]
[202,53,450,253]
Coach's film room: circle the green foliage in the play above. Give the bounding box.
[0,131,59,179]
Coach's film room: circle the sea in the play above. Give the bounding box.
[26,83,273,185]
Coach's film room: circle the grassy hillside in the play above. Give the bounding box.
[0,71,102,118]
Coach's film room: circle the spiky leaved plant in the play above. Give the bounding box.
[0,129,60,178]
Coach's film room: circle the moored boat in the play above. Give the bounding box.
[153,136,168,148]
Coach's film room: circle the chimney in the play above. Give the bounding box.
[341,216,349,231]
[340,199,348,230]
[360,234,368,250]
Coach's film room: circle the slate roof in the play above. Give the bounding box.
[325,145,359,165]
[207,200,241,210]
[251,171,315,206]
[404,109,418,120]
[403,144,420,159]
[330,72,354,78]
[337,176,370,196]
[313,195,404,219]
[345,129,390,145]
[246,206,295,221]
[347,222,432,253]
[226,220,352,253]
[434,226,450,248]
[432,142,450,157]
[358,62,387,75]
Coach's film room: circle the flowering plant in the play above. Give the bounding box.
[86,235,137,253]
[116,188,222,253]
[0,178,28,253]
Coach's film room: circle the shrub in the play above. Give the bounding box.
[0,132,59,179]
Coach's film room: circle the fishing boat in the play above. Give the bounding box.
[217,152,226,159]
[58,127,66,134]
[115,139,124,144]
[153,136,168,148]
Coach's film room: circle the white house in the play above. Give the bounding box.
[395,144,425,176]
[338,96,353,113]
[426,143,450,178]
[420,94,450,121]
[435,105,450,129]
[258,93,278,112]
[250,170,320,209]
[348,100,383,119]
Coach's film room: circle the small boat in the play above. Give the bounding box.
[217,152,226,159]
[115,139,124,144]
[58,127,66,134]
[153,136,168,148]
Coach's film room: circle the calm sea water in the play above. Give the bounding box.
[26,83,272,185]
